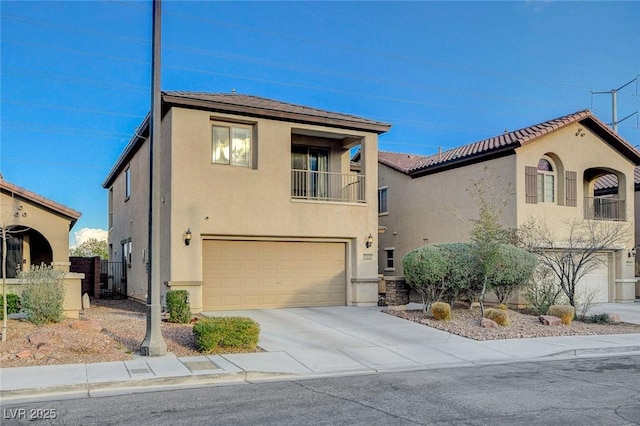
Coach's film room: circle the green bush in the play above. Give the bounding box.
[403,245,450,314]
[484,308,510,326]
[19,264,66,325]
[431,302,451,321]
[523,266,567,315]
[585,313,611,324]
[548,304,575,325]
[193,317,260,353]
[0,293,21,319]
[489,244,538,304]
[436,242,483,305]
[166,290,191,324]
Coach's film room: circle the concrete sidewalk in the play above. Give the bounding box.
[2,302,639,403]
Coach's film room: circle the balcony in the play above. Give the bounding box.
[584,197,625,221]
[291,170,365,203]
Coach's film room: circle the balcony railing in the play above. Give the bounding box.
[291,170,365,203]
[584,197,625,221]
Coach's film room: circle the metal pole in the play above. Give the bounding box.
[141,0,167,356]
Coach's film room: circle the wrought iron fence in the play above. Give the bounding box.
[100,260,127,299]
[584,197,625,221]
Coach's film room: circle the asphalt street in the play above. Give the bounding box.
[2,354,639,426]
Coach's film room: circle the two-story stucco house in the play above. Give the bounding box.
[103,91,390,312]
[378,110,640,303]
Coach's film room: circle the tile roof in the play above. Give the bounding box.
[594,166,640,191]
[104,91,391,188]
[380,110,640,176]
[163,91,391,134]
[0,177,81,227]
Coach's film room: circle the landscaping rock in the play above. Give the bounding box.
[82,293,91,310]
[539,315,562,326]
[27,330,55,347]
[70,319,104,332]
[482,318,499,329]
[16,349,32,359]
[608,313,621,323]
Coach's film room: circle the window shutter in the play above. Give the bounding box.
[525,166,538,204]
[566,171,577,207]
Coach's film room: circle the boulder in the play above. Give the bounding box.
[70,319,104,332]
[27,330,55,347]
[16,349,32,359]
[608,313,621,323]
[482,318,499,329]
[82,293,91,310]
[539,315,562,326]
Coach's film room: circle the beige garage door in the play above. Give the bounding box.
[202,240,346,310]
[576,254,610,303]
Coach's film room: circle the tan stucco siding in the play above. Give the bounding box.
[0,191,73,270]
[378,155,517,276]
[107,139,150,301]
[515,122,636,238]
[154,106,380,306]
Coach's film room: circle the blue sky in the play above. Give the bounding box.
[1,1,639,244]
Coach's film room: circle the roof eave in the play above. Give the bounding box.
[409,146,517,178]
[162,94,392,134]
[102,113,150,189]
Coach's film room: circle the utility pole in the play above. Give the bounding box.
[592,76,639,133]
[140,0,167,356]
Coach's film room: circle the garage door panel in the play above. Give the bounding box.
[203,240,346,310]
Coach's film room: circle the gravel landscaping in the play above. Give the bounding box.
[386,306,640,340]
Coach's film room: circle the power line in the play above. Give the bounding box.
[1,99,146,119]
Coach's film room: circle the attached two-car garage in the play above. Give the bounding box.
[202,240,346,310]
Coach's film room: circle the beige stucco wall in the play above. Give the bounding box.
[107,139,151,302]
[379,121,637,302]
[378,154,517,276]
[111,106,382,309]
[3,273,83,319]
[0,191,73,273]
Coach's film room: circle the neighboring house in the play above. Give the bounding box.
[378,110,640,303]
[0,175,83,317]
[103,91,390,312]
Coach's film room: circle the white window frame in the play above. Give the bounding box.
[124,166,131,200]
[212,122,253,168]
[384,247,395,272]
[536,157,555,203]
[378,186,388,215]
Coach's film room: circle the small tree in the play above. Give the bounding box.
[465,177,514,318]
[403,245,449,314]
[490,244,538,304]
[523,265,568,315]
[70,238,108,259]
[520,217,630,307]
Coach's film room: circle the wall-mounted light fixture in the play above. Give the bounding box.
[628,247,636,258]
[184,228,192,246]
[365,233,373,249]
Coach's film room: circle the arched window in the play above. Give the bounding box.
[537,158,555,203]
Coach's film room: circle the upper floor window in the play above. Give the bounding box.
[378,187,388,214]
[124,167,131,200]
[536,158,555,203]
[212,124,252,167]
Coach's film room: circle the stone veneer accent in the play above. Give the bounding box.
[384,276,409,307]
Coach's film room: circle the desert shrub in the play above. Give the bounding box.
[193,316,260,353]
[574,287,602,320]
[166,290,191,323]
[403,245,449,314]
[548,305,575,325]
[0,293,21,319]
[437,242,483,306]
[490,244,538,304]
[431,302,451,321]
[19,264,66,325]
[523,266,567,315]
[496,303,508,311]
[484,308,510,326]
[584,313,611,324]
